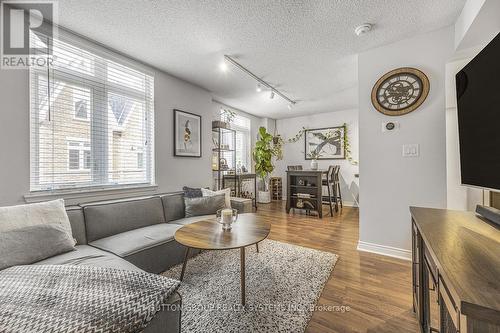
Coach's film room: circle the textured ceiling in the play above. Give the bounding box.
[57,0,466,119]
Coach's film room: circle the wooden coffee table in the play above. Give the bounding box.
[174,213,271,305]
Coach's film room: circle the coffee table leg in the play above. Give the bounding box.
[240,246,246,306]
[255,242,259,253]
[180,247,191,281]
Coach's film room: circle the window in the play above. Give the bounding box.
[220,110,251,172]
[30,32,154,192]
[73,88,90,120]
[67,139,90,171]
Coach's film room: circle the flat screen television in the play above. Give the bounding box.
[456,32,500,191]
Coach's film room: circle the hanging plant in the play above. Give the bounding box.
[220,108,236,124]
[342,123,358,165]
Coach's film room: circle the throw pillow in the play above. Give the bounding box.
[0,199,74,243]
[201,187,231,208]
[0,224,76,270]
[182,186,203,198]
[184,194,226,218]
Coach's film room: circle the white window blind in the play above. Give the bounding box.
[220,110,251,171]
[30,31,155,192]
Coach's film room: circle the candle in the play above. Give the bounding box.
[221,208,233,225]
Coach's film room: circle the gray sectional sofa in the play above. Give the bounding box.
[31,191,252,333]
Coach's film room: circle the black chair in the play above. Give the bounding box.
[322,165,343,215]
[287,165,303,171]
[322,165,335,216]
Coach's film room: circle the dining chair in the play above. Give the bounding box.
[321,165,335,216]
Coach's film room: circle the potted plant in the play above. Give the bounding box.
[253,126,279,203]
[306,150,322,170]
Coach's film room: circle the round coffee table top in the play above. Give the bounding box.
[174,213,271,250]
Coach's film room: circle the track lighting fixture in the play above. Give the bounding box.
[223,55,297,106]
[287,103,293,110]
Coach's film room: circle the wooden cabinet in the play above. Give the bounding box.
[411,207,500,333]
[286,170,324,218]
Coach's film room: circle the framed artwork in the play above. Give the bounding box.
[174,109,202,157]
[304,126,345,160]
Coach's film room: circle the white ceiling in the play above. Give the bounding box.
[57,0,466,119]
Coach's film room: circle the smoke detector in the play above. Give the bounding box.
[354,23,372,36]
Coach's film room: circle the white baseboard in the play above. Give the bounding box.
[357,241,411,261]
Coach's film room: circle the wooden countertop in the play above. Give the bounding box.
[410,207,500,320]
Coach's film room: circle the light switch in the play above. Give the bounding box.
[402,144,419,157]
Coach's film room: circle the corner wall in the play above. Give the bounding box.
[358,26,454,257]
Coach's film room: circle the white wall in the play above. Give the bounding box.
[274,109,359,205]
[0,66,219,206]
[358,26,454,257]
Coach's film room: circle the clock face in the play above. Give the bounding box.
[371,68,429,116]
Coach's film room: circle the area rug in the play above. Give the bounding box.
[162,239,338,333]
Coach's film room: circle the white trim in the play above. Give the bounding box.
[357,240,411,261]
[24,184,158,203]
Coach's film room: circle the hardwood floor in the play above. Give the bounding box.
[255,201,419,333]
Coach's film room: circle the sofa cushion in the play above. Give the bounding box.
[184,195,225,218]
[89,223,197,274]
[182,186,202,198]
[89,223,182,258]
[0,224,76,270]
[66,205,87,244]
[35,245,143,272]
[0,199,73,241]
[201,187,231,208]
[83,196,166,242]
[160,192,185,222]
[170,214,215,226]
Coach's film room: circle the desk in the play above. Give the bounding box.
[286,170,326,218]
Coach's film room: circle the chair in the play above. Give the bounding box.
[322,165,343,215]
[287,165,303,171]
[322,165,335,216]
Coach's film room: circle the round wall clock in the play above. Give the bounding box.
[371,67,430,116]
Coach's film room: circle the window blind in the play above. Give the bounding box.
[220,110,251,171]
[30,30,155,192]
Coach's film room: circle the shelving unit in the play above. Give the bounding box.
[270,177,282,201]
[286,170,324,218]
[212,123,236,190]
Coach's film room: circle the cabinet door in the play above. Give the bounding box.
[412,221,423,323]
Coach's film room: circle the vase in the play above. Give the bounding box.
[310,159,318,170]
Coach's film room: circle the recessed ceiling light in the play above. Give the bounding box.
[219,61,228,72]
[354,23,372,36]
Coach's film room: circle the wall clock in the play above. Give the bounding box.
[371,67,430,116]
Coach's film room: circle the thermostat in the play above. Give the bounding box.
[382,121,400,132]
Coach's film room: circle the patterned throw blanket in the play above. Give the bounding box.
[0,265,180,333]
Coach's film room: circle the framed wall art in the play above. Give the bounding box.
[174,109,202,157]
[304,126,345,160]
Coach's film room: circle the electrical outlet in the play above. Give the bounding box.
[402,144,419,157]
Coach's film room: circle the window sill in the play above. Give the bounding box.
[24,184,159,204]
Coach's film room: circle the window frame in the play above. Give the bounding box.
[29,32,155,194]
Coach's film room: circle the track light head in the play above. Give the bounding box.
[256,84,262,92]
[287,103,293,110]
[270,91,275,99]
